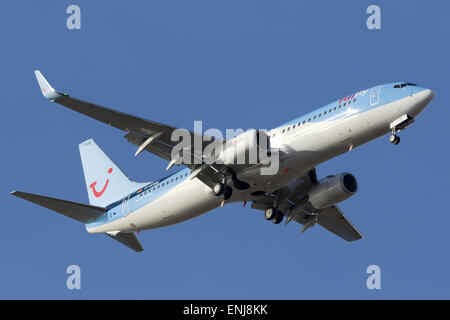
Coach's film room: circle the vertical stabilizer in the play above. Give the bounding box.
[79,139,147,207]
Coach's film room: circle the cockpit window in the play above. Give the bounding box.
[394,82,417,88]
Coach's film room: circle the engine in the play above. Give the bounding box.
[218,129,270,165]
[308,172,358,209]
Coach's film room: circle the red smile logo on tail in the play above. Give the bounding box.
[90,168,113,198]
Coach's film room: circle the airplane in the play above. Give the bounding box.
[11,71,434,252]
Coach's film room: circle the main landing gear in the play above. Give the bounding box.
[212,169,250,202]
[264,207,284,224]
[212,182,232,200]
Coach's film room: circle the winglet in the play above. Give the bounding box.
[34,70,64,101]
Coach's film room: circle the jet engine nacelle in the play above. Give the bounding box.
[218,129,270,165]
[308,172,358,209]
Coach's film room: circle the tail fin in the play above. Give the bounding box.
[79,139,147,207]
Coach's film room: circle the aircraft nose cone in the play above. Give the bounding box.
[422,88,435,103]
[406,88,434,117]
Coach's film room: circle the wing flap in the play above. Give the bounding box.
[317,205,363,242]
[54,95,171,137]
[125,131,199,166]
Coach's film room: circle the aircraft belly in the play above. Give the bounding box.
[128,178,220,230]
[86,214,134,233]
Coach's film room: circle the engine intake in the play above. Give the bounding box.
[308,172,358,209]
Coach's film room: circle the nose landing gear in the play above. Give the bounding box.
[389,114,415,145]
[389,133,400,145]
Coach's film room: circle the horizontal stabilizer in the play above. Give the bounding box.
[11,191,105,224]
[317,205,363,242]
[106,232,143,252]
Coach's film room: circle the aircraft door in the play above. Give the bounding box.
[370,86,381,106]
[122,195,130,217]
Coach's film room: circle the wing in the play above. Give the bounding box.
[34,70,221,171]
[251,169,363,242]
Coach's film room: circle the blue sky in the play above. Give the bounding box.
[0,0,448,299]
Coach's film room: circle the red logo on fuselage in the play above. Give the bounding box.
[338,94,355,104]
[90,168,113,198]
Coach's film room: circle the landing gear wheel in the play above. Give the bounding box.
[389,134,400,145]
[220,186,232,200]
[264,207,277,220]
[212,183,224,196]
[272,211,284,224]
[389,134,396,143]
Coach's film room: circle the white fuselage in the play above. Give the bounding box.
[86,88,433,234]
